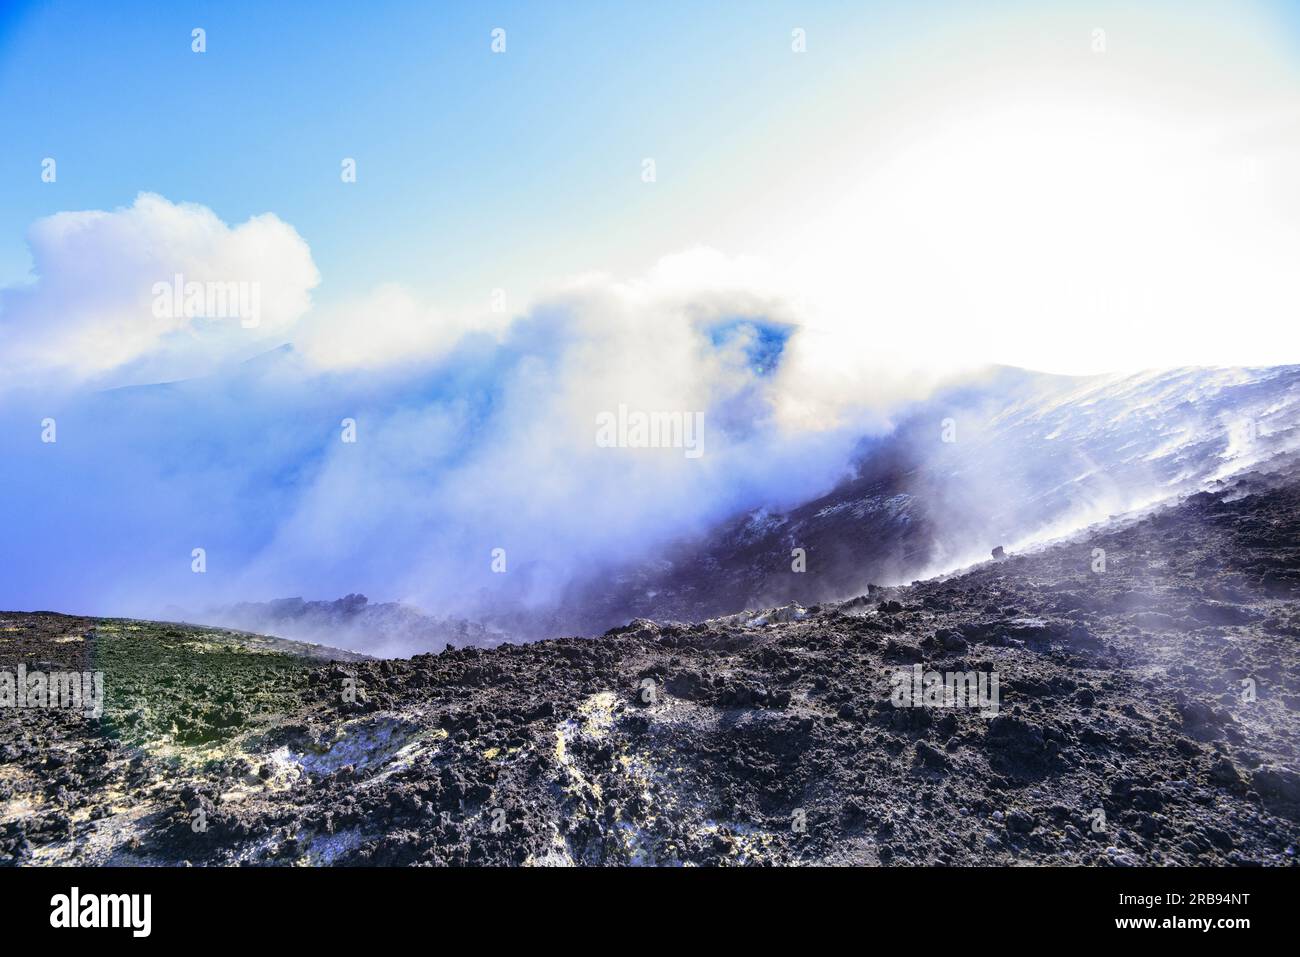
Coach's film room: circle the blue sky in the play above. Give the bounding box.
[5,0,1300,373]
[0,0,913,304]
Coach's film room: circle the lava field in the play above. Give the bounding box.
[3,469,1299,866]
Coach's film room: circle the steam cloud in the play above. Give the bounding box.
[0,197,915,642]
[3,195,1296,654]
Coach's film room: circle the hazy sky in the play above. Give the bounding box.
[3,0,1300,379]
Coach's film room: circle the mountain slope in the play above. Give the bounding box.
[548,365,1300,636]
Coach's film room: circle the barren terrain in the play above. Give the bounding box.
[3,468,1299,865]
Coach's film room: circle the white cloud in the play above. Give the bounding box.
[0,190,946,455]
[230,258,877,621]
[294,282,509,372]
[0,192,319,387]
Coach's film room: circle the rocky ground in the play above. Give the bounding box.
[3,467,1300,866]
